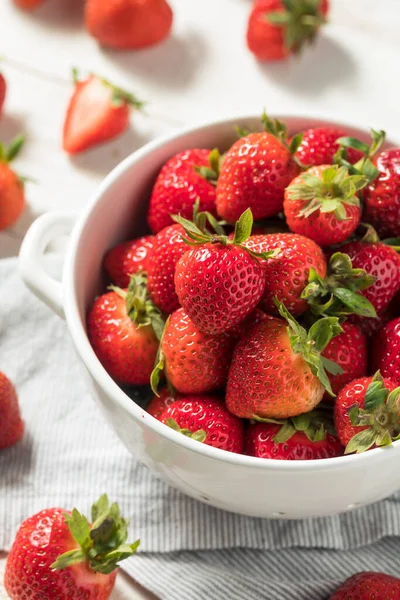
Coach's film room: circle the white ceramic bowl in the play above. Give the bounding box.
[19,113,400,519]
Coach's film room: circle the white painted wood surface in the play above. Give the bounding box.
[0,0,399,596]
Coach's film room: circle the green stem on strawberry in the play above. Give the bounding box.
[345,371,400,454]
[275,299,343,396]
[165,418,207,442]
[72,67,145,110]
[334,129,386,184]
[150,316,168,396]
[301,252,377,319]
[261,112,305,168]
[51,494,140,574]
[253,407,337,444]
[194,148,223,186]
[266,0,327,54]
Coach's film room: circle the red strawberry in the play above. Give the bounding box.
[152,308,236,395]
[334,372,399,453]
[243,232,327,316]
[322,322,368,397]
[146,223,187,314]
[372,317,400,386]
[88,273,164,385]
[295,126,363,167]
[244,413,343,460]
[147,387,176,419]
[284,165,366,247]
[364,148,400,238]
[174,209,271,335]
[63,71,144,154]
[5,495,139,600]
[226,302,342,419]
[216,117,300,223]
[329,572,400,600]
[247,0,329,62]
[147,149,218,234]
[159,396,244,454]
[0,73,6,116]
[104,235,154,287]
[0,372,24,450]
[0,136,26,231]
[13,0,44,9]
[85,0,173,50]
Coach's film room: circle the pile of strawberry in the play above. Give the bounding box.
[88,114,400,462]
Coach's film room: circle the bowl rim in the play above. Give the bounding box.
[63,111,400,471]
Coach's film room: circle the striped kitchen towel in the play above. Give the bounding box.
[1,256,400,599]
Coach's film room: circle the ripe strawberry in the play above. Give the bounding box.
[88,273,164,385]
[0,372,24,450]
[159,396,244,454]
[284,165,366,247]
[85,0,173,50]
[147,149,218,234]
[372,317,400,386]
[243,232,327,316]
[174,209,273,335]
[5,494,139,600]
[146,224,187,314]
[322,322,368,397]
[329,572,400,600]
[216,116,300,223]
[334,372,399,453]
[364,148,400,238]
[0,73,6,116]
[104,235,154,287]
[151,308,236,395]
[247,0,329,61]
[244,412,343,460]
[295,126,363,167]
[13,0,44,9]
[226,302,343,419]
[63,70,144,154]
[147,387,176,419]
[0,136,25,231]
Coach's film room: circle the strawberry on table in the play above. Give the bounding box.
[226,301,343,420]
[0,372,24,450]
[372,317,400,386]
[294,126,364,167]
[329,572,400,600]
[364,147,400,238]
[159,395,244,454]
[247,0,329,61]
[13,0,44,9]
[284,165,367,247]
[147,148,218,234]
[88,273,164,386]
[0,135,26,231]
[334,372,400,453]
[147,387,176,419]
[63,70,144,154]
[85,0,173,50]
[104,235,154,288]
[4,494,139,600]
[0,73,6,116]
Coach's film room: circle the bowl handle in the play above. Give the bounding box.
[19,211,76,319]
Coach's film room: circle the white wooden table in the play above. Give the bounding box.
[0,0,399,596]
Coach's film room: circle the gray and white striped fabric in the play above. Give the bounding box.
[1,257,400,599]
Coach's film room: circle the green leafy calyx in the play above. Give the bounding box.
[165,418,207,443]
[51,494,140,574]
[334,129,386,185]
[266,0,327,54]
[253,407,337,444]
[345,372,400,454]
[194,148,222,186]
[0,135,25,165]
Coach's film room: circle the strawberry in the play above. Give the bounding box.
[146,223,187,314]
[13,0,44,9]
[334,372,400,453]
[63,70,144,155]
[0,372,24,450]
[0,136,25,231]
[151,308,236,395]
[173,209,273,335]
[5,494,139,600]
[247,0,329,62]
[322,321,368,397]
[104,235,154,288]
[295,126,363,167]
[243,232,327,316]
[329,572,400,600]
[159,396,244,454]
[284,165,367,247]
[364,147,400,238]
[244,411,343,460]
[226,301,343,419]
[88,273,164,385]
[216,115,300,223]
[85,0,173,50]
[0,73,6,116]
[147,149,218,234]
[372,317,400,386]
[147,387,176,419]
